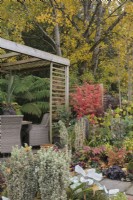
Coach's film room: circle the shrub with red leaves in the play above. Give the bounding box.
[70,83,103,118]
[107,147,127,167]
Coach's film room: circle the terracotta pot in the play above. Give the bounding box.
[40,144,54,149]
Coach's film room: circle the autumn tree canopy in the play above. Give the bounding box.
[0,0,133,99]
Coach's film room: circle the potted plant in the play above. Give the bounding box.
[0,74,19,115]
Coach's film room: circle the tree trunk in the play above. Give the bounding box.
[78,61,88,77]
[83,0,92,23]
[50,0,62,56]
[54,24,62,56]
[126,43,133,102]
[128,58,133,102]
[92,1,103,75]
[118,78,122,108]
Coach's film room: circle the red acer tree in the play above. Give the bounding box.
[70,83,103,118]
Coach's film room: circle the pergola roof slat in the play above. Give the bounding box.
[1,60,49,71]
[0,52,20,59]
[1,58,40,67]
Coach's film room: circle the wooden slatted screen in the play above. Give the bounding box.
[50,63,69,143]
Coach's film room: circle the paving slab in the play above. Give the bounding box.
[127,195,133,200]
[100,178,132,193]
[126,185,133,195]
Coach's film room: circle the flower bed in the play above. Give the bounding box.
[0,98,132,200]
[0,144,131,200]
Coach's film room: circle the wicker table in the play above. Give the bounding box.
[22,120,32,125]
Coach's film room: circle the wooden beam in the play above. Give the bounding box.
[52,84,65,88]
[52,75,65,80]
[52,97,65,99]
[52,79,65,84]
[50,62,53,143]
[52,92,65,96]
[0,37,70,66]
[0,52,20,59]
[0,69,8,73]
[52,88,65,92]
[52,67,65,71]
[52,71,65,76]
[0,58,40,67]
[0,60,49,71]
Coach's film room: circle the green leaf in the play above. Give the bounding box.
[21,103,42,117]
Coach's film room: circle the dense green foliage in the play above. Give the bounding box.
[87,101,133,147]
[0,75,49,118]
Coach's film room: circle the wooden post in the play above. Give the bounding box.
[50,62,53,143]
[65,66,69,112]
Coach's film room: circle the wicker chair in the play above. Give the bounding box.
[0,115,23,153]
[29,113,50,146]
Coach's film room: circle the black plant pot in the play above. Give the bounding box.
[53,135,62,147]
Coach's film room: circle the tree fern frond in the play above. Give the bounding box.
[32,90,50,100]
[0,78,7,86]
[30,78,50,91]
[36,102,49,111]
[21,103,42,117]
[17,92,35,101]
[0,91,7,101]
[14,79,33,94]
[14,84,29,94]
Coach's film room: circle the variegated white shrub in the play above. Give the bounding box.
[1,145,38,200]
[37,147,71,200]
[58,120,69,147]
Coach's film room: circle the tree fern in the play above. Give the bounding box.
[36,101,49,110]
[17,92,34,101]
[21,103,42,117]
[32,90,49,100]
[14,75,34,94]
[0,75,50,118]
[16,76,50,117]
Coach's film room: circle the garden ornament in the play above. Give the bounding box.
[70,165,102,189]
[2,197,9,200]
[103,186,119,195]
[70,165,120,196]
[75,165,103,181]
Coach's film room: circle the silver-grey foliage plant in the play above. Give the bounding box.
[1,145,38,200]
[37,147,71,200]
[74,118,86,150]
[58,120,69,147]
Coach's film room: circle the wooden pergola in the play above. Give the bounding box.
[0,37,70,143]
